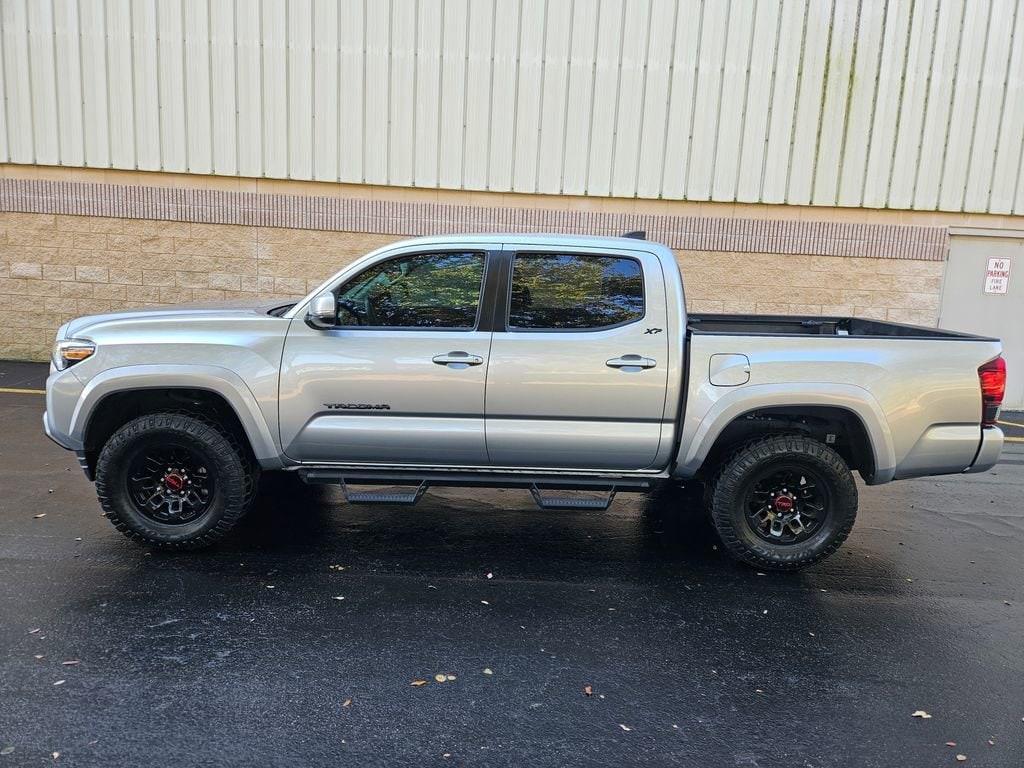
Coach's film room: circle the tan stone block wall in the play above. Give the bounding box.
[0,212,944,361]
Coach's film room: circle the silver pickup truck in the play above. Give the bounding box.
[43,233,1006,570]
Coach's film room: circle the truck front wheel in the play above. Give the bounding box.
[95,412,253,549]
[709,435,858,571]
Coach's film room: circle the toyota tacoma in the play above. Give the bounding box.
[43,233,1006,569]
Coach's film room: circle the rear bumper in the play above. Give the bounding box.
[964,427,1004,474]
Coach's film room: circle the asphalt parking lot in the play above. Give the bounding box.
[1,362,1022,767]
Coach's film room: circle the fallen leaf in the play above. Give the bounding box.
[0,747,14,756]
[434,674,447,683]
[51,752,59,760]
[583,685,593,696]
[480,600,490,605]
[946,742,957,747]
[265,585,275,589]
[61,660,80,666]
[987,740,994,746]
[619,724,632,732]
[332,596,345,601]
[911,710,932,719]
[446,674,457,681]
[28,629,40,634]
[53,680,65,686]
[34,514,46,519]
[956,755,967,762]
[762,610,768,615]
[483,668,493,675]
[410,680,428,687]
[486,572,493,579]
[342,699,352,708]
[33,655,43,660]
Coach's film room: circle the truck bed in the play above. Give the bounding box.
[687,313,995,340]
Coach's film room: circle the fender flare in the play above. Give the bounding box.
[70,364,283,467]
[674,382,897,484]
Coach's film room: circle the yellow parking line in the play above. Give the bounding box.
[1006,436,1024,443]
[0,387,45,395]
[998,419,1023,428]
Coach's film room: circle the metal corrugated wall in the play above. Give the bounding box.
[1,0,1023,213]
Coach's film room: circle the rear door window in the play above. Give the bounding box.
[508,253,644,330]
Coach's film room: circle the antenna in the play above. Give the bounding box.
[621,230,646,240]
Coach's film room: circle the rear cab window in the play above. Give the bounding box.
[507,253,645,330]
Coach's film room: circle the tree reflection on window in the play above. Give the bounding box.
[509,254,644,329]
[336,252,485,328]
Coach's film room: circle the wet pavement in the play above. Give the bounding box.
[1,363,1023,767]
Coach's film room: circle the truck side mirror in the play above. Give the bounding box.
[306,293,337,329]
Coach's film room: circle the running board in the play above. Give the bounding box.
[530,484,616,511]
[340,480,428,505]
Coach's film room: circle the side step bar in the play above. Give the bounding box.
[299,468,655,510]
[340,480,428,505]
[530,484,616,511]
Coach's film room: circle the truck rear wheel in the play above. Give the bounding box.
[95,412,253,549]
[709,435,858,571]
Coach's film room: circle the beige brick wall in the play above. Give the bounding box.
[0,212,943,361]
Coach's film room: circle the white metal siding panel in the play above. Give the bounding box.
[712,0,753,202]
[761,0,806,204]
[261,0,288,178]
[787,0,832,206]
[836,0,886,207]
[311,0,339,182]
[131,0,160,171]
[887,0,938,209]
[687,0,729,201]
[106,0,135,170]
[462,0,494,190]
[635,0,678,198]
[735,0,781,203]
[156,0,186,172]
[437,0,467,189]
[0,0,1022,214]
[209,0,236,176]
[235,1,262,177]
[363,0,390,184]
[534,0,571,194]
[812,0,858,206]
[183,0,212,174]
[288,0,314,180]
[26,0,59,165]
[561,0,599,195]
[487,0,520,192]
[914,0,964,210]
[991,0,1024,213]
[387,0,414,187]
[938,0,991,211]
[861,0,913,208]
[963,0,1014,211]
[338,0,365,183]
[2,0,34,163]
[586,0,624,197]
[413,0,442,187]
[53,0,85,167]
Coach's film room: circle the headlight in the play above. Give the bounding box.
[52,339,96,370]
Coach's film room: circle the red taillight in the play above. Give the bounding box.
[978,356,1006,427]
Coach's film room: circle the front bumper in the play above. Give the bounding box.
[964,426,1004,474]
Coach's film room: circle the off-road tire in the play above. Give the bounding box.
[95,412,254,549]
[709,435,858,571]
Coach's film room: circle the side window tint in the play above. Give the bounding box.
[508,254,644,330]
[336,251,485,329]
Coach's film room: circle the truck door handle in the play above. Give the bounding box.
[432,351,484,369]
[606,354,656,371]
